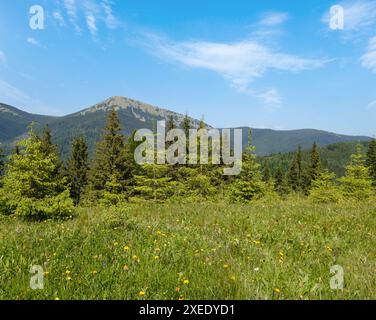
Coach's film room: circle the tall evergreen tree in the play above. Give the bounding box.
[181,114,191,154]
[309,170,342,203]
[274,166,289,195]
[67,136,89,205]
[0,126,73,218]
[366,138,376,187]
[0,147,5,179]
[309,142,321,182]
[40,125,59,156]
[166,115,176,131]
[230,130,271,202]
[87,108,130,203]
[262,160,272,182]
[338,144,373,200]
[288,146,303,191]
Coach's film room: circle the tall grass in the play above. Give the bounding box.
[0,199,375,300]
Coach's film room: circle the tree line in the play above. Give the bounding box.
[0,108,375,219]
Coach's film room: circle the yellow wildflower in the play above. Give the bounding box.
[139,291,145,297]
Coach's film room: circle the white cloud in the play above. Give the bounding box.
[27,37,39,45]
[63,0,77,20]
[0,79,33,105]
[367,100,376,110]
[139,33,328,107]
[361,36,376,72]
[86,14,97,36]
[0,50,6,64]
[259,12,289,27]
[101,0,119,29]
[53,11,65,27]
[59,0,119,36]
[322,0,376,32]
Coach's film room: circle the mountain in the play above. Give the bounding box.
[235,127,371,156]
[0,96,372,157]
[0,103,57,141]
[261,140,370,177]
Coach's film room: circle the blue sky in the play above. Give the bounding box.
[0,0,376,136]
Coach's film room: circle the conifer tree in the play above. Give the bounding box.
[274,166,289,195]
[309,170,342,203]
[132,164,175,202]
[0,126,73,218]
[87,108,130,203]
[262,160,272,182]
[40,125,56,156]
[309,142,321,182]
[67,136,89,205]
[0,147,5,179]
[166,115,176,131]
[366,138,376,187]
[181,114,191,154]
[230,130,270,202]
[338,144,373,200]
[288,146,303,191]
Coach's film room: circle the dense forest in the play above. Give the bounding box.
[0,108,375,219]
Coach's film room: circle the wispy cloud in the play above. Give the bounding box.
[367,100,376,110]
[361,36,376,73]
[0,50,6,64]
[322,0,376,32]
[0,79,33,106]
[259,12,289,27]
[86,14,97,37]
[53,11,65,27]
[101,0,119,29]
[0,79,62,115]
[138,33,328,108]
[59,0,119,36]
[27,37,39,45]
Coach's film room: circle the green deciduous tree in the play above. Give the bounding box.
[66,136,89,205]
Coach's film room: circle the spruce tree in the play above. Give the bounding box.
[366,138,376,187]
[132,164,175,202]
[181,114,191,154]
[166,115,176,131]
[288,146,303,191]
[230,130,270,202]
[309,142,321,182]
[338,144,373,200]
[262,160,271,182]
[309,170,341,203]
[67,136,89,205]
[0,147,5,179]
[0,126,73,218]
[87,108,129,203]
[40,125,56,156]
[274,166,289,195]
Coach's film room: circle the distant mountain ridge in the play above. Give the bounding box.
[0,96,372,157]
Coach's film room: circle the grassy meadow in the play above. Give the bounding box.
[0,199,375,300]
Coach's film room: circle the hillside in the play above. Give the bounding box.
[0,97,371,158]
[261,140,370,177]
[0,103,56,141]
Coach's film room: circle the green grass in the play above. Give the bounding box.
[0,199,375,300]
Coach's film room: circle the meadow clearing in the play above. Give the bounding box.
[0,199,375,300]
